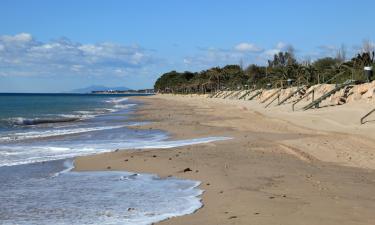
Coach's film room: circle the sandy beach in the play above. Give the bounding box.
[75,94,375,225]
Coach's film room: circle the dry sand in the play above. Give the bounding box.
[75,94,375,225]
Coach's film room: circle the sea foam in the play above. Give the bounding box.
[0,125,126,143]
[0,159,203,225]
[0,136,230,167]
[6,117,80,126]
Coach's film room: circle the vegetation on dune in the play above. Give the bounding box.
[154,46,375,94]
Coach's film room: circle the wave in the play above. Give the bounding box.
[74,110,92,115]
[1,98,136,128]
[0,159,203,225]
[6,117,81,126]
[4,112,100,127]
[0,136,230,167]
[50,159,75,178]
[114,103,137,109]
[61,114,96,120]
[0,125,126,143]
[105,97,128,103]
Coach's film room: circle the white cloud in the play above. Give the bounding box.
[318,45,336,51]
[262,41,295,59]
[264,49,281,57]
[234,42,263,52]
[183,47,241,68]
[276,42,287,50]
[2,33,33,43]
[183,58,192,64]
[0,33,156,77]
[314,45,338,58]
[182,42,267,69]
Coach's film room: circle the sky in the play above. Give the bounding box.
[0,0,375,92]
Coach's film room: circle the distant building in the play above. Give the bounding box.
[91,89,154,94]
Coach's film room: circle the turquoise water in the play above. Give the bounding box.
[0,93,140,128]
[0,93,111,119]
[0,93,159,166]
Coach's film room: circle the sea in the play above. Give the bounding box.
[0,93,228,225]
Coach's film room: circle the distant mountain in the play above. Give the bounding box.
[70,85,131,93]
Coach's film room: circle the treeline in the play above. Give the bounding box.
[154,51,375,94]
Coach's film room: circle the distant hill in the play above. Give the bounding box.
[70,85,131,93]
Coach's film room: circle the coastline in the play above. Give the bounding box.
[75,95,375,225]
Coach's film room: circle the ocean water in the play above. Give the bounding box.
[0,93,229,225]
[0,160,203,225]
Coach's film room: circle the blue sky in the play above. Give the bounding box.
[0,0,375,92]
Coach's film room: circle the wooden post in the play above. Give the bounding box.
[312,90,315,102]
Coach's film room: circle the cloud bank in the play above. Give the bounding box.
[1,33,370,79]
[182,42,288,69]
[0,33,156,77]
[182,40,368,70]
[234,42,263,53]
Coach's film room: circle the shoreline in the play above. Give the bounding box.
[75,95,375,225]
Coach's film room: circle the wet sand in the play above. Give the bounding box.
[75,95,375,225]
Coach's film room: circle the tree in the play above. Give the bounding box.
[207,67,223,90]
[336,44,347,62]
[312,57,340,83]
[154,41,375,94]
[154,70,196,93]
[312,57,339,71]
[351,52,375,68]
[362,39,374,54]
[268,52,297,68]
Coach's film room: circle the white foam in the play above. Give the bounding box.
[59,113,96,120]
[74,110,92,115]
[101,108,117,113]
[105,97,129,103]
[140,137,232,149]
[50,159,75,178]
[0,136,231,167]
[6,116,81,126]
[0,161,204,225]
[0,125,125,142]
[114,103,137,109]
[58,114,79,118]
